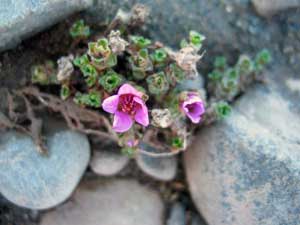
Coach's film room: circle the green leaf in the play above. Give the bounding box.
[106,53,117,67]
[88,38,111,57]
[146,72,169,95]
[69,20,90,39]
[152,48,168,63]
[81,64,98,77]
[215,102,232,119]
[226,68,239,80]
[236,55,254,75]
[171,137,184,149]
[208,70,222,81]
[74,91,101,108]
[214,56,227,70]
[189,30,205,49]
[99,70,123,92]
[169,63,185,83]
[73,54,89,68]
[121,147,135,157]
[60,84,70,100]
[255,49,272,72]
[130,35,151,48]
[31,65,48,85]
[180,39,189,48]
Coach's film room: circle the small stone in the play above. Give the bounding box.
[90,150,130,176]
[136,148,178,181]
[0,125,90,209]
[252,0,300,17]
[0,0,93,51]
[167,202,186,225]
[41,179,164,225]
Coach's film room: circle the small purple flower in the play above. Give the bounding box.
[180,92,205,124]
[102,84,149,132]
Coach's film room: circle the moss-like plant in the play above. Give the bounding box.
[0,6,271,157]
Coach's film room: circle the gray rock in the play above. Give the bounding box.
[90,150,130,176]
[252,0,300,17]
[41,179,164,225]
[167,202,186,225]
[0,127,90,210]
[184,66,300,225]
[0,0,92,51]
[177,75,205,91]
[191,213,207,225]
[136,144,178,181]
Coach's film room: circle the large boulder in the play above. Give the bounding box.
[0,124,90,210]
[252,0,300,17]
[184,66,300,225]
[0,0,92,51]
[41,179,164,225]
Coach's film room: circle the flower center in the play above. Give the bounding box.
[119,94,138,115]
[186,104,196,113]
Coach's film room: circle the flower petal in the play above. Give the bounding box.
[187,113,201,123]
[102,95,119,113]
[118,83,143,98]
[113,111,133,132]
[133,97,149,127]
[184,102,205,124]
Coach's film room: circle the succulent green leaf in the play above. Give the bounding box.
[73,54,89,68]
[146,72,169,95]
[215,101,232,119]
[208,70,222,81]
[74,91,101,108]
[130,35,151,48]
[169,63,185,83]
[99,70,123,92]
[152,48,168,63]
[189,30,205,49]
[69,20,90,39]
[60,84,70,100]
[255,49,272,72]
[236,55,254,75]
[171,137,184,149]
[214,56,227,70]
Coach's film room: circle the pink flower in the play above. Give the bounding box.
[180,92,205,124]
[102,84,149,132]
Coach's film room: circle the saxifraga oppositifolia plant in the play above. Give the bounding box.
[1,4,271,157]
